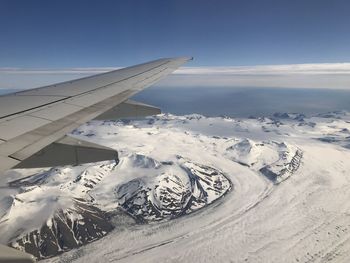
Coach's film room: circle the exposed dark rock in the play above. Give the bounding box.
[298,122,316,128]
[317,137,339,143]
[260,149,303,184]
[273,112,290,119]
[10,200,113,260]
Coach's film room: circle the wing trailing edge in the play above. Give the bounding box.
[94,99,161,120]
[14,136,118,169]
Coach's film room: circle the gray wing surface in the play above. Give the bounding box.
[0,57,192,173]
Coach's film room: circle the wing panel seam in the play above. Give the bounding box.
[8,156,21,162]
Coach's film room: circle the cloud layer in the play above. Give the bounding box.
[1,63,350,90]
[169,63,350,89]
[176,63,350,75]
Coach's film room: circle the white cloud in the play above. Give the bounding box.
[167,63,350,89]
[174,63,350,75]
[0,67,120,75]
[1,63,350,90]
[2,63,350,75]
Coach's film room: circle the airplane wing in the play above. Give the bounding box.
[0,57,192,173]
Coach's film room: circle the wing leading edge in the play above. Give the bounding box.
[0,57,192,173]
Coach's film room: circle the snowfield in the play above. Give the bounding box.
[1,111,350,262]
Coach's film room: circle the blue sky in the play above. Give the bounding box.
[1,0,350,67]
[2,0,350,90]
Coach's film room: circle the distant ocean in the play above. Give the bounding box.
[133,87,350,118]
[1,87,350,118]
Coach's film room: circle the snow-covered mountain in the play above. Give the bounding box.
[117,157,231,222]
[0,163,117,258]
[1,111,350,262]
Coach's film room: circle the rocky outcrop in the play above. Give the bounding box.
[10,200,113,259]
[260,148,303,184]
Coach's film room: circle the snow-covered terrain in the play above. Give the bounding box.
[1,111,350,262]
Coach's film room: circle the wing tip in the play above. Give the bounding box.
[171,56,193,65]
[181,56,194,61]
